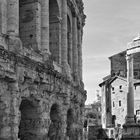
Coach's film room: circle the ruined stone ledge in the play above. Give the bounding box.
[0,47,86,98]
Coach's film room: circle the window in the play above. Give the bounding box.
[120,85,123,92]
[113,101,115,107]
[112,115,116,125]
[112,87,114,91]
[112,87,115,94]
[119,100,121,107]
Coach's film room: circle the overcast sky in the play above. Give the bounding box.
[82,0,140,104]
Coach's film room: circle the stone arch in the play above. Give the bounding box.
[49,0,61,63]
[66,108,75,139]
[48,103,62,140]
[18,98,43,140]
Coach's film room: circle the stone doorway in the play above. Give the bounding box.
[48,103,62,140]
[18,98,42,140]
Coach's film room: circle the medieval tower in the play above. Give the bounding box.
[0,0,86,140]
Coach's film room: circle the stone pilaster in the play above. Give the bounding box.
[0,0,7,34]
[7,0,19,35]
[41,0,50,61]
[61,0,71,78]
[0,0,7,49]
[9,81,20,140]
[126,54,134,123]
[72,15,78,81]
[77,27,83,81]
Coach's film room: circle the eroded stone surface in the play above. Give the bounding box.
[0,0,86,140]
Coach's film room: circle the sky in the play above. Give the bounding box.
[82,0,140,104]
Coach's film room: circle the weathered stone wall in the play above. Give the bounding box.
[0,0,86,140]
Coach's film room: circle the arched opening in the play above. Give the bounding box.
[49,0,61,63]
[67,109,75,139]
[67,15,72,67]
[18,99,42,140]
[48,103,62,140]
[19,0,41,51]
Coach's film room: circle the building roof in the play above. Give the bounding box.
[99,75,125,87]
[99,75,140,87]
[108,50,126,60]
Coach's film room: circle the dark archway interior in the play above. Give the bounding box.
[48,103,62,140]
[49,0,60,63]
[67,109,74,138]
[18,99,41,140]
[50,103,61,122]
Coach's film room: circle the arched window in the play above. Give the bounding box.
[19,0,41,51]
[49,0,61,63]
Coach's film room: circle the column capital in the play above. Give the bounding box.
[126,54,133,61]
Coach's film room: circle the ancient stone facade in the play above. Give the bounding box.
[0,0,87,140]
